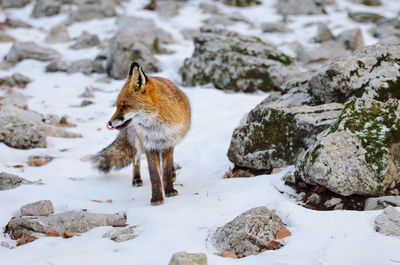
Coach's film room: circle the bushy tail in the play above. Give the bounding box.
[93,128,135,173]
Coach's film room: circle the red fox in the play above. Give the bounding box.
[94,62,191,205]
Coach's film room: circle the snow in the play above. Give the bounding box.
[1,0,400,264]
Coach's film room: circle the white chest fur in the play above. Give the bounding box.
[126,111,183,151]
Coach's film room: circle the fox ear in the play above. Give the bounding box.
[129,62,147,93]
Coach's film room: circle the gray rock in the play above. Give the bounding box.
[5,18,32,28]
[370,18,400,40]
[45,23,70,44]
[308,193,321,204]
[199,2,220,14]
[0,73,31,88]
[68,59,93,75]
[297,192,307,201]
[70,0,117,22]
[212,206,285,257]
[0,172,32,191]
[0,32,15,43]
[296,98,400,196]
[364,196,400,210]
[297,40,348,64]
[334,203,344,210]
[227,101,342,171]
[375,206,400,236]
[261,22,292,33]
[324,198,342,208]
[354,0,381,5]
[31,0,61,18]
[1,0,30,8]
[181,27,296,93]
[20,200,54,216]
[103,225,138,242]
[105,33,161,79]
[5,41,60,63]
[169,252,207,265]
[80,99,93,106]
[70,31,100,49]
[348,11,385,23]
[46,60,69,72]
[308,40,400,104]
[222,0,260,7]
[316,23,334,42]
[277,0,329,15]
[6,211,126,239]
[337,28,363,51]
[0,92,29,108]
[156,1,184,17]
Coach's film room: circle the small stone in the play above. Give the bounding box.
[5,41,60,63]
[1,241,10,248]
[324,198,342,208]
[284,173,296,184]
[316,23,335,42]
[0,172,32,191]
[337,28,363,51]
[168,252,207,265]
[364,196,400,210]
[307,193,321,205]
[348,11,385,23]
[221,251,238,259]
[80,100,93,107]
[375,206,400,236]
[334,203,344,210]
[5,18,32,28]
[103,225,137,242]
[261,22,291,33]
[20,200,54,216]
[31,0,61,18]
[70,31,100,49]
[27,156,53,167]
[45,23,70,44]
[297,192,306,201]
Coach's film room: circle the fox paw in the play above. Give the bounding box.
[165,189,178,197]
[132,178,143,187]
[150,197,164,206]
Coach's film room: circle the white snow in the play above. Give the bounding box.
[1,0,400,264]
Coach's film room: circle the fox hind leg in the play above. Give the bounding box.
[132,155,143,187]
[162,147,178,197]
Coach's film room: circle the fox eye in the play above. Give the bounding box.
[120,105,127,110]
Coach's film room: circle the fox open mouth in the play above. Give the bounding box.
[116,119,132,130]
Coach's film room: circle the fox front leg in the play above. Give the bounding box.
[145,150,164,206]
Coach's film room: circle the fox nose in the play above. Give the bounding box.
[108,121,113,127]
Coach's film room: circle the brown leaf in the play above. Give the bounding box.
[27,156,53,167]
[90,199,103,203]
[276,227,291,240]
[13,165,24,168]
[63,232,77,239]
[266,240,281,250]
[1,241,10,248]
[45,230,60,237]
[106,199,113,203]
[16,234,38,246]
[222,251,238,259]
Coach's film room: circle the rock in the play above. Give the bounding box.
[222,0,260,7]
[324,198,342,208]
[261,22,292,33]
[70,31,100,49]
[169,252,207,265]
[227,101,342,171]
[45,23,70,44]
[334,203,344,210]
[31,0,61,18]
[0,73,31,88]
[370,18,400,40]
[27,155,53,167]
[296,98,400,196]
[80,99,93,106]
[315,23,334,42]
[155,1,184,17]
[0,32,15,43]
[375,206,400,236]
[69,59,93,75]
[277,0,329,15]
[5,18,32,28]
[297,40,348,64]
[203,13,252,27]
[70,0,117,22]
[336,28,363,51]
[364,196,400,210]
[5,42,60,63]
[348,11,385,23]
[1,0,30,8]
[0,92,29,108]
[307,193,321,204]
[20,200,54,216]
[212,207,286,257]
[199,2,220,14]
[297,192,306,201]
[46,60,69,72]
[308,40,400,104]
[0,105,80,149]
[0,172,32,191]
[103,225,137,242]
[116,16,174,53]
[354,0,381,5]
[105,33,161,79]
[181,27,296,93]
[6,211,126,239]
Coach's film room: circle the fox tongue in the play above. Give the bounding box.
[106,123,116,130]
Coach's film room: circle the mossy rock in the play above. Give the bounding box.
[180,28,296,93]
[223,0,261,7]
[227,101,343,171]
[296,98,400,196]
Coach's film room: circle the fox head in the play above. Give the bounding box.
[108,62,151,130]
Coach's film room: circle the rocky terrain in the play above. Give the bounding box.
[0,0,400,265]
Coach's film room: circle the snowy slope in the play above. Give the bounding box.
[1,0,400,264]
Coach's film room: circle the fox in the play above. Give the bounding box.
[94,62,191,206]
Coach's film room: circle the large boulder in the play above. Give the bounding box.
[296,98,400,196]
[181,28,296,93]
[4,41,60,63]
[308,40,400,104]
[212,207,286,257]
[31,0,61,18]
[70,0,117,22]
[227,100,342,172]
[1,0,30,8]
[6,211,126,239]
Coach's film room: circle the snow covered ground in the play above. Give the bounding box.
[1,0,400,264]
